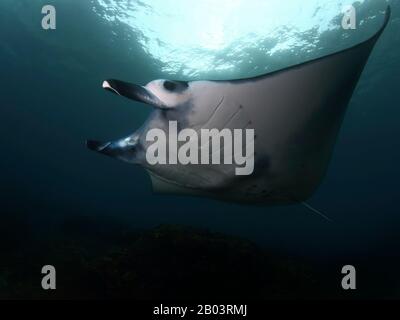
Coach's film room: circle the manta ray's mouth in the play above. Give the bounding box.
[87,79,158,159]
[102,79,164,108]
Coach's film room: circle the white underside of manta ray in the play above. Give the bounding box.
[87,7,391,205]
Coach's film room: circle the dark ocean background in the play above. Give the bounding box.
[0,0,399,299]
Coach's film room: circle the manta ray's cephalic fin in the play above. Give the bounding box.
[102,79,167,108]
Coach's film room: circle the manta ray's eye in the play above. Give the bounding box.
[163,81,177,91]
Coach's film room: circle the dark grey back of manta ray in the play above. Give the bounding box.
[88,7,391,205]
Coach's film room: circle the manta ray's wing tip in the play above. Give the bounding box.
[384,5,391,24]
[380,6,391,32]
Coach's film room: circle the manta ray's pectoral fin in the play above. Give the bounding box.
[102,79,166,109]
[86,137,140,164]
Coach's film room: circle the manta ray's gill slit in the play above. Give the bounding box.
[221,104,243,129]
[199,96,226,130]
[207,105,247,156]
[189,96,226,145]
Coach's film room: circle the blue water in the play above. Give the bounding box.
[1,0,399,294]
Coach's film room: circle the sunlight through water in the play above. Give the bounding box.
[90,0,385,78]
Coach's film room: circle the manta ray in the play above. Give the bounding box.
[87,7,390,205]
